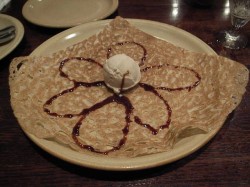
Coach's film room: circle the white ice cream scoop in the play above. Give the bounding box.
[103,54,141,94]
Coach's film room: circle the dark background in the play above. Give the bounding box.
[1,0,249,186]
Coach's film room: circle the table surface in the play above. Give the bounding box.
[1,0,250,186]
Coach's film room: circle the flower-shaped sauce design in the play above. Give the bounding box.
[43,41,201,155]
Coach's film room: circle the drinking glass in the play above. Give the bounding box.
[217,0,250,49]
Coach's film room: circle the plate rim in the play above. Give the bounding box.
[22,0,119,28]
[0,14,24,60]
[23,128,220,171]
[31,18,216,56]
[25,18,220,171]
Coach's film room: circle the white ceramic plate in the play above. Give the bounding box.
[28,19,219,171]
[0,14,24,60]
[22,0,119,28]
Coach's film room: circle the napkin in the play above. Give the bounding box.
[0,0,10,11]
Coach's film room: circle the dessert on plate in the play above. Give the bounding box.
[9,17,248,157]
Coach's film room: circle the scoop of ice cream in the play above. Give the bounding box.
[103,54,141,94]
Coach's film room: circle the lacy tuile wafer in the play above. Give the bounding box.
[9,17,248,157]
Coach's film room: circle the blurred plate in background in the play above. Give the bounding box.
[0,14,24,60]
[22,0,119,28]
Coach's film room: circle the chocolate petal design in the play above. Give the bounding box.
[43,56,108,118]
[129,83,172,135]
[59,57,103,83]
[72,95,134,154]
[43,85,109,118]
[141,64,201,92]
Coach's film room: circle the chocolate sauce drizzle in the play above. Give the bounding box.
[141,64,201,92]
[107,41,147,66]
[72,95,133,155]
[43,41,201,155]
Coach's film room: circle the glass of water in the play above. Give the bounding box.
[217,0,250,49]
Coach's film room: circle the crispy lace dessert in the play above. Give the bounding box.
[9,17,248,157]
